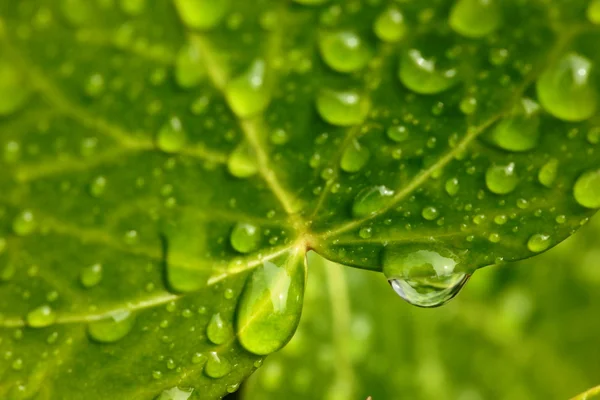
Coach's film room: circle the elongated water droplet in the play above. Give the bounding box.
[175,40,205,89]
[88,311,135,343]
[573,168,600,208]
[398,49,459,95]
[538,158,559,188]
[157,117,187,153]
[80,263,103,288]
[486,98,540,152]
[27,305,57,328]
[12,210,36,236]
[228,141,258,178]
[485,162,519,194]
[204,352,232,378]
[536,53,597,122]
[445,178,459,196]
[341,139,370,173]
[225,60,270,118]
[206,313,232,345]
[373,6,407,42]
[236,251,306,355]
[319,31,371,73]
[0,61,31,116]
[382,245,469,308]
[156,387,194,400]
[173,0,230,30]
[449,0,502,38]
[527,233,551,253]
[588,0,600,24]
[316,90,370,126]
[352,185,394,218]
[230,222,261,253]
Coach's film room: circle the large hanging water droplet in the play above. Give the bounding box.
[87,311,136,343]
[225,60,270,118]
[155,387,194,400]
[398,49,459,95]
[316,90,370,126]
[340,139,370,173]
[0,61,31,116]
[230,222,261,253]
[175,40,205,89]
[157,117,187,153]
[373,6,407,43]
[173,0,230,30]
[573,168,600,208]
[80,263,103,288]
[382,245,469,308]
[486,98,541,152]
[485,162,519,194]
[536,53,597,122]
[204,352,232,378]
[352,185,395,218]
[206,313,232,345]
[449,0,502,38]
[236,251,306,355]
[319,31,371,73]
[228,141,258,178]
[26,305,57,328]
[538,158,559,188]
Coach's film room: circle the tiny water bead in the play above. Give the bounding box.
[319,31,371,73]
[87,311,136,343]
[80,263,103,288]
[382,246,469,308]
[387,125,409,142]
[225,60,270,118]
[352,185,395,218]
[573,168,600,208]
[316,90,370,126]
[228,142,258,178]
[486,98,541,152]
[589,0,600,24]
[340,139,370,173]
[449,0,502,38]
[536,53,597,122]
[173,0,230,30]
[84,74,105,98]
[89,176,107,197]
[157,117,187,153]
[373,6,407,43]
[0,60,31,116]
[527,233,551,253]
[236,255,305,356]
[26,305,56,328]
[230,222,261,253]
[398,49,459,95]
[485,162,519,194]
[156,387,194,400]
[12,210,36,236]
[206,313,232,345]
[204,352,232,378]
[538,159,559,188]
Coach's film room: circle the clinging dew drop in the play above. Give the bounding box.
[26,305,57,328]
[157,117,187,153]
[155,387,194,400]
[319,31,371,73]
[573,168,600,209]
[449,0,502,38]
[230,222,261,253]
[173,0,231,30]
[87,311,136,343]
[340,139,370,173]
[228,141,259,178]
[398,49,459,95]
[225,60,271,118]
[204,352,232,378]
[373,6,407,43]
[316,90,370,126]
[485,162,519,195]
[352,185,395,218]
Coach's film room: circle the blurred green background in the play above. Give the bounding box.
[237,215,600,400]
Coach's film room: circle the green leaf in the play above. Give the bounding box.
[245,216,600,400]
[0,0,599,399]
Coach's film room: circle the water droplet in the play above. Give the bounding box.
[536,53,597,122]
[157,117,187,153]
[204,352,232,378]
[352,185,394,218]
[421,206,439,221]
[26,305,56,328]
[236,253,305,355]
[0,61,31,116]
[84,74,105,98]
[80,263,103,288]
[340,139,370,173]
[192,352,207,364]
[382,245,469,308]
[89,176,107,197]
[316,90,370,126]
[228,142,258,178]
[206,313,232,345]
[225,60,270,118]
[588,0,600,24]
[386,125,409,143]
[173,0,230,30]
[398,49,459,95]
[459,96,478,115]
[359,226,372,239]
[527,233,551,253]
[319,31,371,73]
[573,168,600,208]
[538,158,559,188]
[449,0,502,38]
[88,311,136,343]
[230,222,261,253]
[373,6,407,43]
[486,98,540,152]
[269,129,289,145]
[12,210,36,236]
[155,387,194,400]
[175,40,205,89]
[445,178,460,196]
[485,162,519,194]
